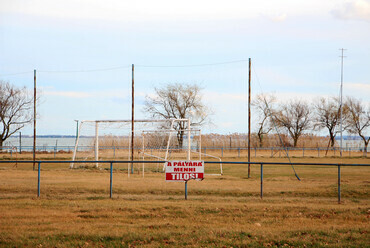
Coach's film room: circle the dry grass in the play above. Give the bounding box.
[1,146,366,164]
[0,156,369,247]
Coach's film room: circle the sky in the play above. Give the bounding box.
[0,0,369,136]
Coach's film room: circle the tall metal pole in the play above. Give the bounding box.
[131,64,135,174]
[33,69,36,170]
[339,49,346,157]
[248,58,251,178]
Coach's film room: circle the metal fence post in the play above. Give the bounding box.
[338,164,341,204]
[185,181,188,200]
[37,162,41,197]
[110,162,113,198]
[260,163,263,199]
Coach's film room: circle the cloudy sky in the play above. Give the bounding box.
[0,0,369,135]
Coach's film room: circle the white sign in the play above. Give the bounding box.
[165,161,204,181]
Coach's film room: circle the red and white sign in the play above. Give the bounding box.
[165,161,204,181]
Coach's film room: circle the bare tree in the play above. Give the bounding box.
[144,83,209,147]
[345,97,370,157]
[313,97,348,148]
[273,99,311,147]
[0,81,33,148]
[252,93,276,147]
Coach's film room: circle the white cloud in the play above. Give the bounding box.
[345,82,370,102]
[270,13,288,22]
[1,0,347,24]
[332,0,370,22]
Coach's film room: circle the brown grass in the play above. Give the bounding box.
[0,156,369,247]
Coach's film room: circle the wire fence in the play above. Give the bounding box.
[0,160,369,203]
[0,145,368,158]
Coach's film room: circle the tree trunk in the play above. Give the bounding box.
[258,133,263,148]
[363,141,369,157]
[329,133,335,147]
[293,137,298,147]
[177,130,184,149]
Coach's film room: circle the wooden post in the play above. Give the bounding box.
[33,70,36,170]
[248,58,251,178]
[131,64,134,174]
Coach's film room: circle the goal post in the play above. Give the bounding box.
[70,119,192,169]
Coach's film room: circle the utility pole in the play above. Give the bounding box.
[131,64,135,174]
[33,69,36,170]
[339,49,346,157]
[248,58,251,178]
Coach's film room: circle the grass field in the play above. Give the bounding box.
[0,156,369,247]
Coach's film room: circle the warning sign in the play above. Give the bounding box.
[165,161,204,181]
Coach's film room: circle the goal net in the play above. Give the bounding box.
[71,119,195,169]
[70,119,222,175]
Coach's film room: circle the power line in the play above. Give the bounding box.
[136,59,248,68]
[38,65,131,73]
[0,71,33,77]
[1,59,248,75]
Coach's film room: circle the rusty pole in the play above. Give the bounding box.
[248,58,251,178]
[131,64,135,174]
[33,69,36,170]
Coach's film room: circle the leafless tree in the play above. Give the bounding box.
[313,97,348,148]
[144,83,209,147]
[273,99,311,147]
[252,93,276,147]
[0,81,33,148]
[345,97,370,157]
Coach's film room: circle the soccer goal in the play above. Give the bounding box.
[70,119,193,168]
[70,118,223,176]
